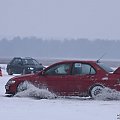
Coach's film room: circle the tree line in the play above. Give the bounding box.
[0,36,120,60]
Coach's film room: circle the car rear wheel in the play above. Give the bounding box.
[90,85,104,99]
[8,68,13,75]
[17,81,28,92]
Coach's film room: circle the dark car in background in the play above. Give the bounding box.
[6,57,44,75]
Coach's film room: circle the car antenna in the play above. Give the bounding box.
[97,53,106,63]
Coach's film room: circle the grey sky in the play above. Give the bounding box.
[0,0,120,40]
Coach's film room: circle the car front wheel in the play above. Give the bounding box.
[8,68,13,75]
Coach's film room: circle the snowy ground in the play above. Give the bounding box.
[0,64,120,120]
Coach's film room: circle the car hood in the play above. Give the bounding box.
[114,67,120,74]
[12,73,37,81]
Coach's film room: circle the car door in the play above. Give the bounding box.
[39,63,76,96]
[12,58,23,74]
[70,62,96,95]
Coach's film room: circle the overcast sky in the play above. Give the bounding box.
[0,0,120,40]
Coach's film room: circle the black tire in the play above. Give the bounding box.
[22,69,26,75]
[8,68,13,75]
[89,85,104,99]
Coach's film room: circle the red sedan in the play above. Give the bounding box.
[5,60,120,98]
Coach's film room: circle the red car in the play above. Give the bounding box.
[5,60,120,98]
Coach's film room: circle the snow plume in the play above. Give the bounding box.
[15,82,56,99]
[94,87,120,100]
[14,81,120,100]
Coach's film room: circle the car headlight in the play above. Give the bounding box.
[28,67,34,70]
[6,79,16,85]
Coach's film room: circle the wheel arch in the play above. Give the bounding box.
[88,83,105,97]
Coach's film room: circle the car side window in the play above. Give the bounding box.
[45,64,70,75]
[81,64,96,75]
[72,63,82,75]
[72,63,96,75]
[12,59,22,65]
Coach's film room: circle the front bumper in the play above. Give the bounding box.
[5,84,16,95]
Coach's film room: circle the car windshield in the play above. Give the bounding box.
[97,63,114,73]
[32,59,41,66]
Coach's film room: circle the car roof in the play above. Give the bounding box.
[13,57,33,60]
[53,60,96,64]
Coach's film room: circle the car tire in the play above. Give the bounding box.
[17,81,28,92]
[8,68,13,75]
[89,85,104,99]
[22,69,26,75]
